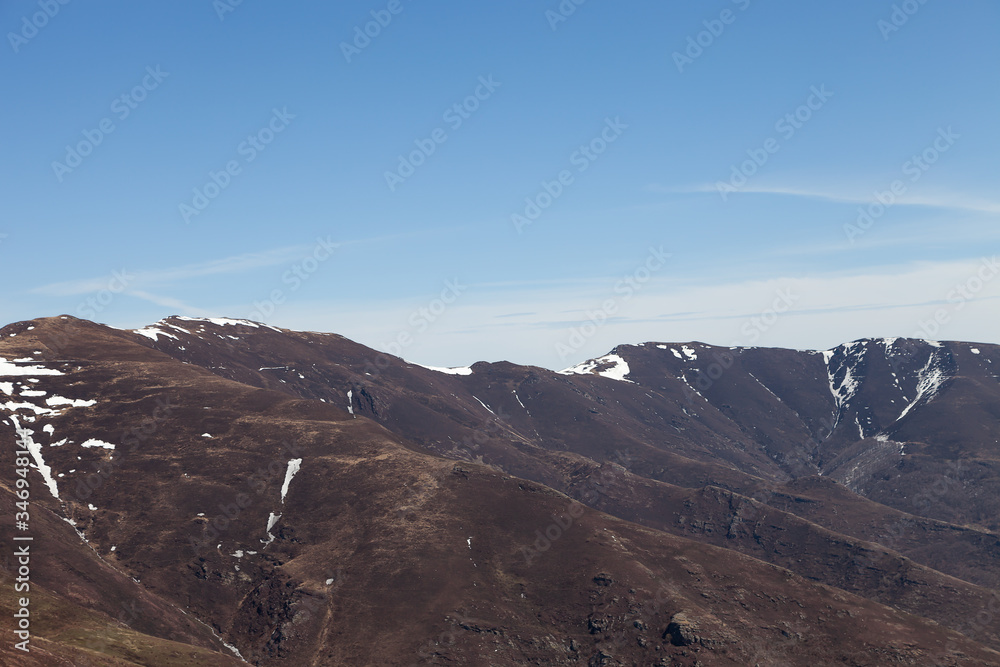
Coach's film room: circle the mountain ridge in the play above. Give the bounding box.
[3,314,1000,665]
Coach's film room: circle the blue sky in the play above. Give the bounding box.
[2,1,998,369]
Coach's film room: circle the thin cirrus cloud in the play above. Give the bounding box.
[252,254,999,370]
[27,227,454,300]
[650,182,1000,215]
[29,246,312,297]
[123,290,214,317]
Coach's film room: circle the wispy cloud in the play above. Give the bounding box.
[125,290,212,316]
[30,228,463,299]
[650,183,1000,215]
[31,246,308,297]
[261,255,1000,369]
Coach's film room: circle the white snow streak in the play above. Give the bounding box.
[513,390,526,410]
[472,396,496,415]
[10,415,59,499]
[262,512,282,547]
[822,342,865,430]
[896,349,949,422]
[280,458,302,503]
[414,363,474,375]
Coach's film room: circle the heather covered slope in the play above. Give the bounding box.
[119,317,1000,556]
[3,315,1000,665]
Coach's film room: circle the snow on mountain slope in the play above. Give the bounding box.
[896,346,951,422]
[5,316,1000,665]
[559,352,633,382]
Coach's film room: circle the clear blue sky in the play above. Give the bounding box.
[3,1,998,369]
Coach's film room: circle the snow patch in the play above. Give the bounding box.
[262,512,282,546]
[174,316,281,332]
[46,396,96,408]
[134,327,178,341]
[414,363,473,376]
[280,459,302,503]
[2,400,57,416]
[971,348,981,355]
[80,439,116,450]
[163,323,192,335]
[559,354,634,383]
[0,357,63,377]
[346,390,354,415]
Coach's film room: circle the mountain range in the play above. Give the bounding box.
[2,315,999,666]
